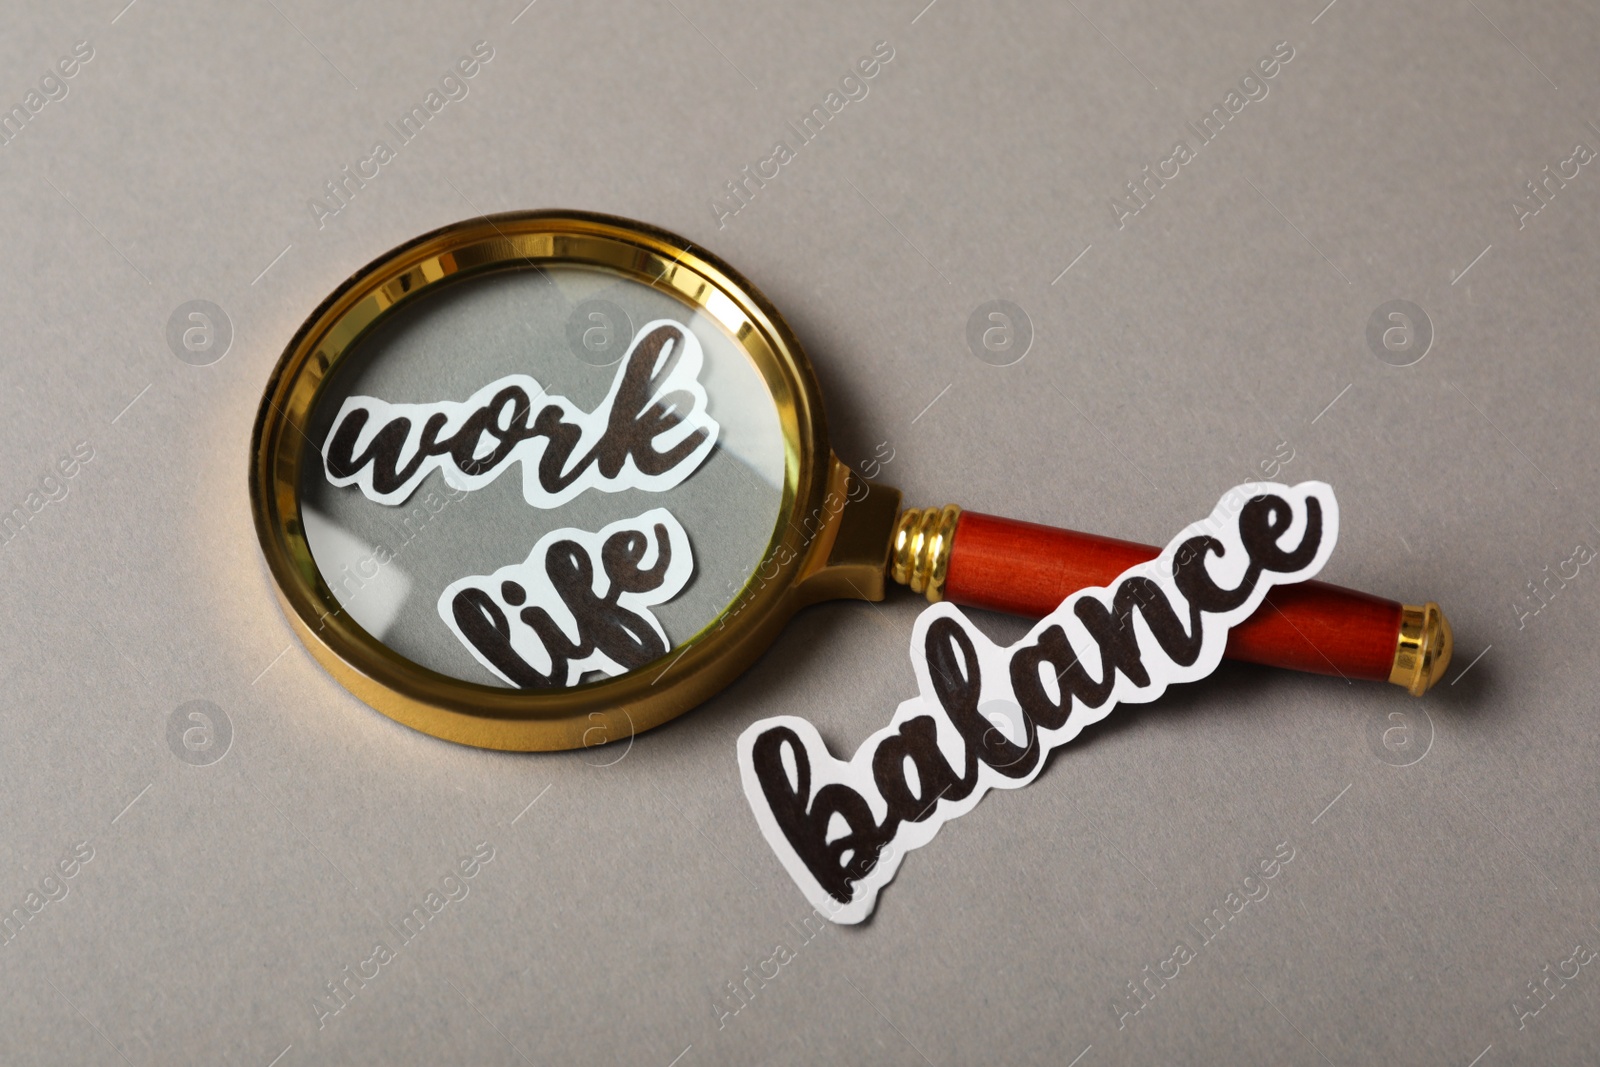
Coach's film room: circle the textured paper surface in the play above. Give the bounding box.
[2,1,1598,1064]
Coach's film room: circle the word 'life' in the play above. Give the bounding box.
[441,508,694,688]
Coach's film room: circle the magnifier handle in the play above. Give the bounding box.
[888,507,1452,695]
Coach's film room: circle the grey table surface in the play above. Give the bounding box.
[3,0,1598,1064]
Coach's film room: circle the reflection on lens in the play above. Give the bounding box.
[299,266,786,689]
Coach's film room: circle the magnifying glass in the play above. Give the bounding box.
[250,211,1452,752]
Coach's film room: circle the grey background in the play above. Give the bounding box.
[0,1,1595,1065]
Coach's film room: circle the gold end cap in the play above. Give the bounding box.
[1390,602,1453,696]
[889,505,961,602]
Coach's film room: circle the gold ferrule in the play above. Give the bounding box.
[889,505,962,602]
[1390,602,1453,696]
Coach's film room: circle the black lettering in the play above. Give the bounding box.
[325,408,448,494]
[1070,574,1206,692]
[451,588,555,687]
[1239,494,1323,574]
[871,715,975,825]
[1010,625,1077,730]
[750,727,891,905]
[450,519,685,688]
[739,484,1336,922]
[591,324,709,480]
[1171,535,1258,613]
[324,322,714,505]
[448,385,533,476]
[515,532,672,673]
[1066,600,1142,698]
[925,618,1040,779]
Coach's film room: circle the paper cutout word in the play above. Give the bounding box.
[738,482,1339,924]
[440,507,694,688]
[323,320,719,507]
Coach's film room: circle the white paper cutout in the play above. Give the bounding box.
[738,481,1340,924]
[323,320,719,507]
[439,507,694,688]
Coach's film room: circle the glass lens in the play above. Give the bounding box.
[297,265,786,689]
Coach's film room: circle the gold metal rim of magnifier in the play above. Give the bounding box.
[249,210,903,752]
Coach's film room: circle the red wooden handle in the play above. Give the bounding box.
[942,511,1401,682]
